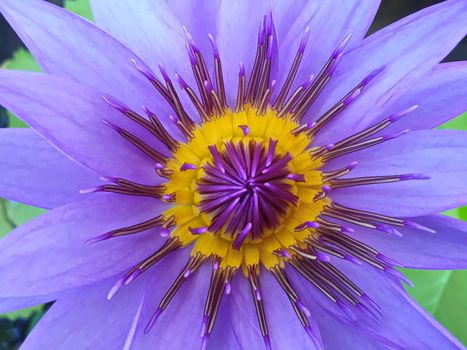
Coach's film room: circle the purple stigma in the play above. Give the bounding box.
[263,335,272,350]
[208,33,219,58]
[225,281,232,295]
[180,162,197,171]
[404,220,436,233]
[362,66,385,85]
[169,114,180,125]
[198,140,299,245]
[305,221,320,229]
[299,26,311,53]
[238,124,250,135]
[175,73,188,89]
[389,104,419,122]
[287,173,306,182]
[102,95,129,114]
[232,223,252,250]
[347,161,358,171]
[239,61,245,76]
[158,62,170,82]
[160,228,171,237]
[328,53,343,76]
[296,299,311,317]
[145,308,163,334]
[130,58,156,82]
[85,231,113,245]
[343,88,361,106]
[162,193,176,202]
[375,223,403,237]
[399,174,431,181]
[280,248,291,259]
[189,227,208,235]
[333,33,352,58]
[207,145,226,174]
[316,250,331,262]
[182,26,196,47]
[341,225,355,234]
[79,186,101,194]
[185,42,197,65]
[302,74,315,89]
[204,80,214,92]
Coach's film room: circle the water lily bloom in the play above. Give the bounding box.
[0,0,467,348]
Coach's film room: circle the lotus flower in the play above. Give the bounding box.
[0,0,466,349]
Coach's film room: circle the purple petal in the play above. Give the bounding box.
[169,0,220,58]
[0,128,98,209]
[348,214,467,270]
[227,273,266,349]
[329,130,467,216]
[0,0,179,135]
[380,62,467,134]
[130,260,210,349]
[0,71,164,183]
[314,302,387,349]
[225,270,322,349]
[89,0,192,76]
[275,1,381,97]
[0,194,167,297]
[216,0,272,104]
[19,275,148,350]
[206,298,243,350]
[260,270,322,349]
[308,0,467,145]
[289,261,463,349]
[326,259,463,349]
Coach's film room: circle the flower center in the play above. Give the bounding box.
[198,138,296,243]
[161,106,325,269]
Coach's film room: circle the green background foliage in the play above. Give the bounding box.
[0,0,466,347]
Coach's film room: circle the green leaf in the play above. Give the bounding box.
[403,269,453,314]
[434,270,467,345]
[6,110,27,128]
[404,269,467,345]
[2,48,40,72]
[3,306,43,321]
[65,0,93,20]
[5,201,45,227]
[438,112,467,130]
[0,199,15,238]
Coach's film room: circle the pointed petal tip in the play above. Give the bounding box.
[144,308,162,334]
[404,220,436,234]
[263,335,272,350]
[107,279,124,300]
[79,187,100,194]
[85,232,113,245]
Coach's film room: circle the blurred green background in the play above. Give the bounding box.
[0,0,466,349]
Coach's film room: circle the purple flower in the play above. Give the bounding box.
[0,0,466,348]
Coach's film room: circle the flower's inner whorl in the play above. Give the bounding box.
[199,139,297,243]
[85,11,433,349]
